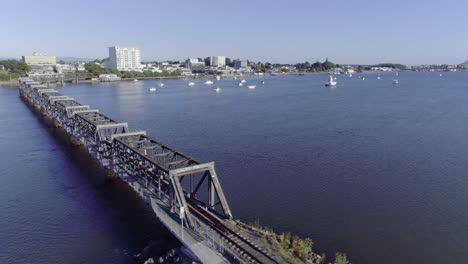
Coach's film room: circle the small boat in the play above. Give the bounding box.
[349,74,352,77]
[158,83,165,87]
[334,77,337,81]
[362,77,366,80]
[440,73,443,77]
[392,80,399,84]
[377,76,381,80]
[248,85,256,89]
[216,76,221,81]
[238,82,243,86]
[261,81,265,84]
[215,87,221,92]
[240,79,246,83]
[149,87,157,92]
[133,79,139,82]
[205,80,214,85]
[188,82,195,86]
[325,75,337,87]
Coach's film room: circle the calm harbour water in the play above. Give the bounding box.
[1,72,468,264]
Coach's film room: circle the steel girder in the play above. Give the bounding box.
[113,134,233,224]
[18,77,233,231]
[73,111,128,151]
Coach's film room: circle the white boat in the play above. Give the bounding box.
[240,79,246,83]
[133,79,139,82]
[362,77,366,80]
[325,75,337,86]
[238,82,243,86]
[188,82,195,86]
[261,81,265,84]
[440,73,443,77]
[248,85,256,89]
[205,80,214,85]
[377,76,381,80]
[215,87,221,92]
[334,77,337,81]
[349,74,352,77]
[158,83,165,87]
[216,76,221,80]
[392,80,399,84]
[149,87,157,92]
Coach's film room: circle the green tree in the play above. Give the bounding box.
[322,58,336,70]
[84,62,120,77]
[0,60,30,74]
[335,252,350,264]
[0,71,20,81]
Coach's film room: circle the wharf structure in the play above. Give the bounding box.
[18,78,282,264]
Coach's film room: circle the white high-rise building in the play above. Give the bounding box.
[108,46,141,71]
[209,56,226,67]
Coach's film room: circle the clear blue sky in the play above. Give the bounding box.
[1,0,467,65]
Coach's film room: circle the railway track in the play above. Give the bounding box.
[187,201,280,264]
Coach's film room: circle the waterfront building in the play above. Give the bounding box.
[76,63,86,72]
[180,68,194,76]
[190,62,206,72]
[185,58,206,73]
[99,74,121,82]
[209,56,226,67]
[22,52,56,65]
[233,59,248,69]
[55,63,86,74]
[108,46,141,71]
[370,67,393,71]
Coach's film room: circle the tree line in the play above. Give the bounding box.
[0,60,30,81]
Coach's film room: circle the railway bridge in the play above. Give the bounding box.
[18,78,282,264]
[28,72,92,84]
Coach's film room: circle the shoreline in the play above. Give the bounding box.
[2,70,414,86]
[0,79,18,85]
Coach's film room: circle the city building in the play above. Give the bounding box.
[185,58,206,73]
[22,52,56,65]
[370,67,393,71]
[99,74,121,82]
[209,56,226,67]
[180,68,194,76]
[107,46,141,71]
[233,59,247,69]
[55,63,85,74]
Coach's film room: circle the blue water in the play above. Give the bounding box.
[2,72,468,263]
[0,86,179,263]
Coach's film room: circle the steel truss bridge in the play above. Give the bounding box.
[18,78,281,264]
[28,72,92,84]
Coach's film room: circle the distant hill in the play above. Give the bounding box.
[460,61,468,66]
[57,57,95,63]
